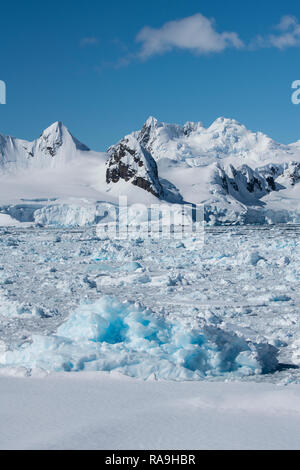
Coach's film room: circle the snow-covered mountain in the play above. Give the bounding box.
[120,116,300,224]
[132,116,297,166]
[0,121,89,173]
[0,117,300,226]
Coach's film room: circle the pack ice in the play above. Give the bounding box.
[0,296,278,380]
[0,224,298,382]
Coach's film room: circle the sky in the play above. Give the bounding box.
[1,0,300,150]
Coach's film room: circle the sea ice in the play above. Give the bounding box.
[0,296,278,380]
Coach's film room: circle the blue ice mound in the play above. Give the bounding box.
[0,297,278,380]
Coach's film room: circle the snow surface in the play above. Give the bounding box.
[0,214,21,226]
[0,372,299,450]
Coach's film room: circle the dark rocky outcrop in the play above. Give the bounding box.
[106,135,163,198]
[215,163,280,204]
[287,162,300,185]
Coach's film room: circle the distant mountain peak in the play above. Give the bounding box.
[0,122,90,172]
[212,116,241,125]
[144,116,160,127]
[39,121,89,152]
[42,120,64,133]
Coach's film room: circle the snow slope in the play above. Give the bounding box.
[0,372,299,450]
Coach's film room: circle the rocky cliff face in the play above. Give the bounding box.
[106,134,163,198]
[214,163,279,204]
[284,162,300,186]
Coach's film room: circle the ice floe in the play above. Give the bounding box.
[0,296,278,380]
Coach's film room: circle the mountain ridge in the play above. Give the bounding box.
[0,116,300,226]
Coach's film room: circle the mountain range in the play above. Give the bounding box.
[0,117,300,226]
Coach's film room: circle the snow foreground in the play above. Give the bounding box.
[0,373,299,450]
[0,225,299,382]
[0,296,278,379]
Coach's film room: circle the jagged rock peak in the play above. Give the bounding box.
[144,116,160,127]
[41,120,64,135]
[214,162,279,202]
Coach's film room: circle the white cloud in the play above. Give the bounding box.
[136,13,244,59]
[251,15,300,50]
[269,15,300,49]
[80,37,99,47]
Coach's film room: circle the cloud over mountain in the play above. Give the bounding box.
[136,13,244,59]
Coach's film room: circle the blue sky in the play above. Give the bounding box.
[1,0,300,149]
